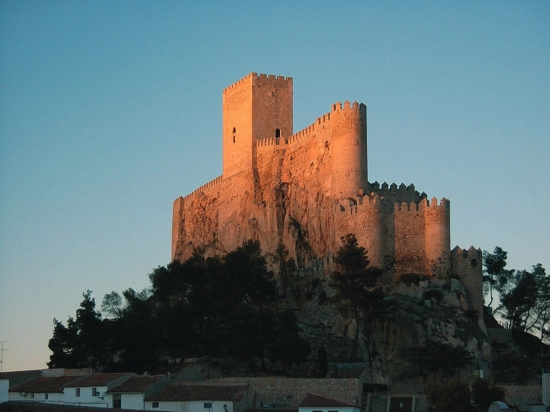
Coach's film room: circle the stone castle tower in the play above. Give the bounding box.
[172,73,481,300]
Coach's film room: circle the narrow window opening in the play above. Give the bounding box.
[275,128,281,138]
[76,388,80,397]
[233,136,235,143]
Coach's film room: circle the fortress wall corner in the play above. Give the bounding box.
[171,196,186,261]
[223,75,254,178]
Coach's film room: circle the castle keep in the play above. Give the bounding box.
[172,73,481,288]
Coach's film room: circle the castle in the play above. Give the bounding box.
[172,73,481,304]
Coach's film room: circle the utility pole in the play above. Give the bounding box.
[0,341,8,372]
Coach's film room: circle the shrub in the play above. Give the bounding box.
[399,273,426,286]
[464,309,480,321]
[471,378,505,409]
[423,289,444,302]
[425,379,475,412]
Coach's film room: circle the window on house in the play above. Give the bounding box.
[76,388,80,397]
[29,393,34,399]
[204,402,212,409]
[113,394,121,409]
[152,402,159,408]
[92,388,97,396]
[45,394,49,400]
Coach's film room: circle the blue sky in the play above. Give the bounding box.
[0,1,548,371]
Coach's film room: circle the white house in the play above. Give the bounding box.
[63,372,135,408]
[144,384,248,412]
[0,370,42,403]
[8,376,84,404]
[106,375,170,409]
[298,392,360,412]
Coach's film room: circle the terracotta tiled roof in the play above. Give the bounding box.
[107,375,165,393]
[145,384,246,402]
[0,370,42,389]
[8,376,84,394]
[64,373,134,387]
[299,393,357,408]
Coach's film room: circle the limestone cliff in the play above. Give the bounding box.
[171,73,489,387]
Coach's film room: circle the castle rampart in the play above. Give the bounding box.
[173,73,482,285]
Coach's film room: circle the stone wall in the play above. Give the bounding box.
[209,377,361,409]
[172,71,482,292]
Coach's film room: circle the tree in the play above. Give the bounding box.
[499,264,550,341]
[330,234,384,360]
[471,378,505,409]
[483,246,513,307]
[425,379,476,412]
[48,290,105,369]
[47,317,78,368]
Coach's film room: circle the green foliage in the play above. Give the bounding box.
[48,290,104,370]
[423,289,444,303]
[398,273,426,286]
[464,309,480,321]
[471,378,505,409]
[499,264,550,340]
[330,234,385,360]
[493,352,529,384]
[49,240,309,373]
[484,247,550,342]
[410,341,473,377]
[425,379,476,412]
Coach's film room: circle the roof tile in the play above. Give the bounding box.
[64,373,134,388]
[299,393,357,408]
[9,377,84,394]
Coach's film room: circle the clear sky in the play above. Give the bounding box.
[0,1,548,372]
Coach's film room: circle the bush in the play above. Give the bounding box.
[399,273,426,286]
[471,378,505,409]
[425,379,475,412]
[464,309,480,321]
[423,289,444,302]
[494,352,529,384]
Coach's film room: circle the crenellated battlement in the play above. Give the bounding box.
[223,72,293,94]
[181,175,222,202]
[451,245,482,260]
[331,100,366,115]
[174,73,479,286]
[223,72,255,93]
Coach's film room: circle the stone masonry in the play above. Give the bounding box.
[172,73,482,293]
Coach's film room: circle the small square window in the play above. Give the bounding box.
[152,402,159,408]
[204,402,212,409]
[45,394,49,400]
[92,388,97,396]
[76,388,80,397]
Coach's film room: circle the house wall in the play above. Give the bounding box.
[0,380,8,403]
[299,407,360,412]
[144,400,235,412]
[120,393,145,410]
[543,373,549,406]
[9,392,64,403]
[64,385,109,407]
[210,377,360,409]
[145,400,189,411]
